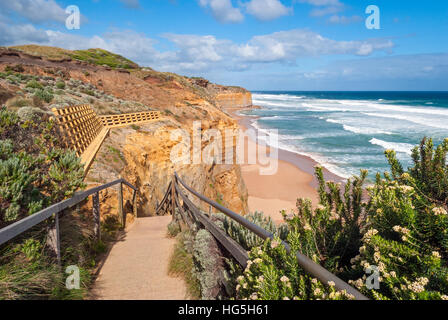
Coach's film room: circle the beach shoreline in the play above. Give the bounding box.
[228,106,345,224]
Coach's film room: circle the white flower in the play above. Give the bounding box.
[257,276,264,282]
[390,271,397,278]
[441,295,448,300]
[363,229,378,242]
[285,213,294,221]
[254,258,262,264]
[328,281,335,287]
[399,185,414,193]
[317,204,326,211]
[280,276,290,283]
[250,293,258,300]
[311,278,318,284]
[432,207,447,216]
[432,251,441,259]
[393,225,410,235]
[303,223,312,231]
[407,277,429,293]
[271,240,280,249]
[237,276,244,282]
[236,284,241,291]
[313,288,322,296]
[283,297,290,300]
[374,252,381,263]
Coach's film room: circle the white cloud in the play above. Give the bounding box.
[244,0,291,21]
[328,15,362,24]
[0,0,66,23]
[234,29,393,61]
[198,0,244,23]
[0,18,394,74]
[298,0,342,5]
[297,0,345,17]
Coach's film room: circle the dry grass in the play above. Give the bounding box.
[11,45,73,61]
[168,231,200,299]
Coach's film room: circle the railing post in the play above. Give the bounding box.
[92,192,101,241]
[171,177,176,217]
[47,213,61,266]
[132,189,137,217]
[118,181,124,228]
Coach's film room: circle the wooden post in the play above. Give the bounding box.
[118,182,124,228]
[171,178,176,217]
[47,213,61,266]
[132,190,137,217]
[92,192,101,241]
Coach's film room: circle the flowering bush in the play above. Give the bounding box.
[347,139,448,300]
[235,236,354,300]
[229,137,448,300]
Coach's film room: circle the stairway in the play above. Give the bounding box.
[91,215,187,300]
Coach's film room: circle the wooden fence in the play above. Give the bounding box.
[99,111,161,128]
[52,105,105,157]
[52,106,162,172]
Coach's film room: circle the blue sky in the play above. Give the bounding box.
[1,0,447,90]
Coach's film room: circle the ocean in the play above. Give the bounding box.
[239,91,448,180]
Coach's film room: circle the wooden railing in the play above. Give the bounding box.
[52,106,162,172]
[0,179,138,265]
[99,111,161,128]
[52,105,104,157]
[156,172,369,300]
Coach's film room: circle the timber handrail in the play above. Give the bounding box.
[165,172,368,300]
[0,178,138,263]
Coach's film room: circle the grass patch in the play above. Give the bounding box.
[168,231,200,299]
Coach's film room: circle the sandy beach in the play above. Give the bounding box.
[230,107,344,224]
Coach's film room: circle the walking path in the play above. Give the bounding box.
[91,215,187,300]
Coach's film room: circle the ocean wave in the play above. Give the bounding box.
[343,125,392,135]
[325,119,392,134]
[363,113,448,130]
[369,138,414,155]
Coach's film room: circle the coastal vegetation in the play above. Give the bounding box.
[170,137,448,300]
[0,107,114,299]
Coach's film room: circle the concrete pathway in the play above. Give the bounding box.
[91,216,187,300]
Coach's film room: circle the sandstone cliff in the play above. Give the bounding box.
[0,45,251,221]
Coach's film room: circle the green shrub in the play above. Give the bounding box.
[34,89,53,103]
[235,236,355,300]
[217,211,288,250]
[232,137,448,300]
[168,231,200,299]
[26,80,43,90]
[193,229,227,300]
[0,108,85,226]
[55,81,65,89]
[167,220,181,238]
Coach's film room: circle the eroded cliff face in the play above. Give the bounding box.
[121,121,248,216]
[215,92,253,109]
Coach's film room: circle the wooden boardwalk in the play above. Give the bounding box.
[91,216,187,300]
[52,106,162,172]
